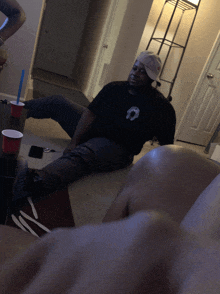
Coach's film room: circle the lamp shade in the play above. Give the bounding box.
[167,0,200,9]
[184,0,200,5]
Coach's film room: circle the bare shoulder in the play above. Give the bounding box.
[0,0,24,15]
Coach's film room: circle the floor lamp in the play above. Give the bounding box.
[146,0,201,101]
[148,0,201,145]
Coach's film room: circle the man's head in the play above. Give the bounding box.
[128,51,162,88]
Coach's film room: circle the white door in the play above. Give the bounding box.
[85,0,129,101]
[176,31,220,146]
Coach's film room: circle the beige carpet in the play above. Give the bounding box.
[20,117,211,227]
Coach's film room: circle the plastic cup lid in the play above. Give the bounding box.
[10,101,25,106]
[2,129,23,138]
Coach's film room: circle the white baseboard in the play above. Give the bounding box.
[0,92,25,102]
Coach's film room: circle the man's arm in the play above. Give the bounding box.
[0,0,26,43]
[63,82,115,155]
[63,108,96,154]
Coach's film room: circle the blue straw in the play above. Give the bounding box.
[17,69,25,104]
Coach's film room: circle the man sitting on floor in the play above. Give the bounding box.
[13,51,176,204]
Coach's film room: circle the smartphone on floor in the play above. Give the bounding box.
[28,146,44,159]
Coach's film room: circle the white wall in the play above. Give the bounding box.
[0,0,43,101]
[105,0,154,85]
[83,0,129,99]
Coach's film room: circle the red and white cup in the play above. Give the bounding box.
[10,101,25,118]
[2,129,23,154]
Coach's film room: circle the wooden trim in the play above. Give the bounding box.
[85,0,122,101]
[175,30,220,139]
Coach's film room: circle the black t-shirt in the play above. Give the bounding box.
[80,81,176,155]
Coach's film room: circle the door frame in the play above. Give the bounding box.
[175,30,220,140]
[84,0,128,101]
[24,0,47,100]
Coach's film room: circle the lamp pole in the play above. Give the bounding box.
[146,0,202,100]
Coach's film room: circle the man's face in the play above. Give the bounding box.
[128,60,152,87]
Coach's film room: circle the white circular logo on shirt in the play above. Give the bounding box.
[126,106,140,121]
